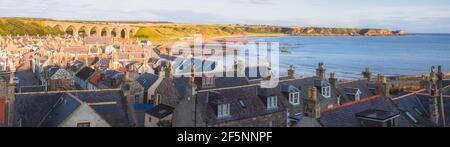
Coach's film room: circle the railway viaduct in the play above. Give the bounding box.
[44,21,140,39]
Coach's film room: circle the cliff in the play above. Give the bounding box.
[282,27,401,36]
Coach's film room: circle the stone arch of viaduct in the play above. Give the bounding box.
[44,21,139,39]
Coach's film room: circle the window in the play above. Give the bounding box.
[289,92,300,105]
[205,77,213,87]
[355,93,360,101]
[267,96,278,110]
[238,99,247,108]
[322,86,331,98]
[218,104,230,118]
[76,122,91,127]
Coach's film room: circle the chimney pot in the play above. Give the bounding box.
[288,65,296,79]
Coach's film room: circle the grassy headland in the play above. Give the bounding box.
[0,18,63,36]
[0,18,404,42]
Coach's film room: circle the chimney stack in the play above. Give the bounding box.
[316,62,326,80]
[233,60,245,77]
[125,71,130,82]
[165,62,173,78]
[362,67,372,81]
[304,87,320,118]
[288,65,296,79]
[329,72,337,88]
[8,70,14,86]
[381,75,390,97]
[428,66,441,126]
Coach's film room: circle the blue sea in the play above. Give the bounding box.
[236,34,450,79]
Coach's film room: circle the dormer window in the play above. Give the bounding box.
[315,79,331,98]
[344,87,362,101]
[218,103,230,118]
[203,76,216,88]
[281,84,301,105]
[322,86,331,98]
[267,96,278,110]
[289,92,300,105]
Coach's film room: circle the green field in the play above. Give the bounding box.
[0,18,63,36]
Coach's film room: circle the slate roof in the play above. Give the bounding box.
[13,93,64,127]
[44,66,60,77]
[13,90,131,127]
[96,58,111,70]
[71,90,130,127]
[39,94,82,127]
[355,109,400,121]
[76,67,95,81]
[97,70,124,88]
[319,96,412,127]
[70,60,85,73]
[392,93,434,127]
[337,80,378,104]
[19,86,46,93]
[137,73,159,90]
[197,86,286,125]
[280,77,339,103]
[155,78,181,107]
[415,91,450,127]
[145,104,174,119]
[443,79,450,88]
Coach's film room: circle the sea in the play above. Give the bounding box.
[228,34,450,79]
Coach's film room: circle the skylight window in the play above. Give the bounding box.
[239,99,247,108]
[267,96,278,110]
[405,112,418,124]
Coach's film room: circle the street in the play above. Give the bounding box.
[14,52,40,87]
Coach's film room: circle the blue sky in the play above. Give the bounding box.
[1,0,450,33]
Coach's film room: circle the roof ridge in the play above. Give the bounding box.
[15,88,121,95]
[391,89,426,101]
[321,94,382,113]
[197,76,314,93]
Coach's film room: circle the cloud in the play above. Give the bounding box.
[231,0,276,5]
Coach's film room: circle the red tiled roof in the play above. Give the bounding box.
[0,97,6,124]
[321,94,382,113]
[89,72,102,85]
[117,67,127,73]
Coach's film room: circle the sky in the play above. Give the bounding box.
[1,0,450,33]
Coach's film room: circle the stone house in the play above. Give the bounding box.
[12,90,131,127]
[195,85,288,127]
[144,104,174,127]
[41,66,73,91]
